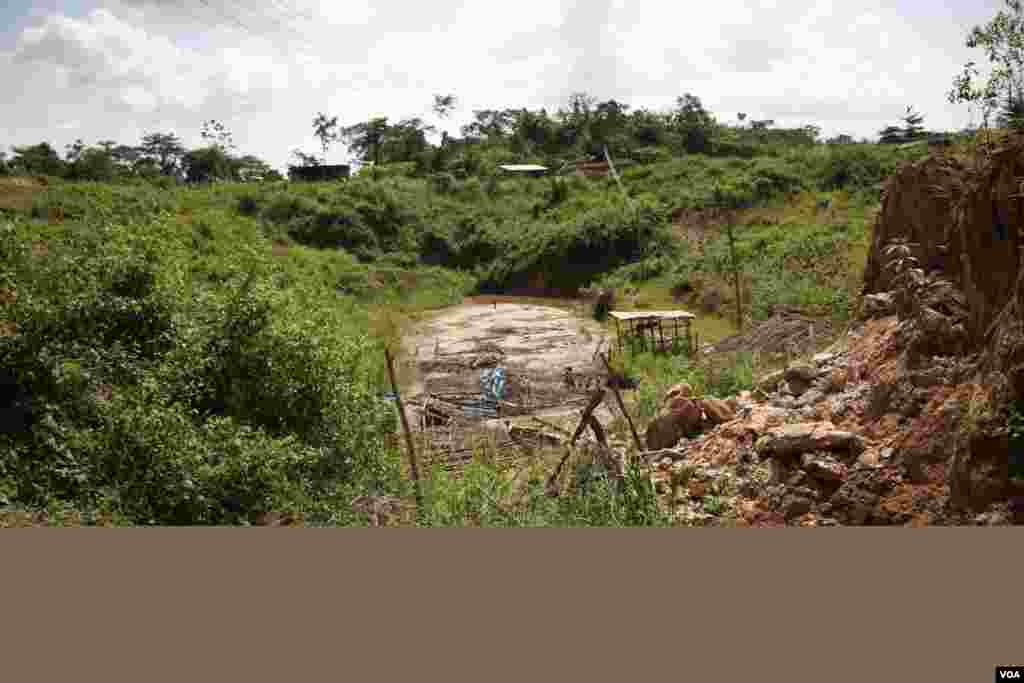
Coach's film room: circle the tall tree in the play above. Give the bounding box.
[182,145,235,183]
[312,112,339,160]
[342,117,389,178]
[232,155,275,182]
[877,124,905,145]
[66,143,118,181]
[291,149,321,167]
[461,109,514,141]
[432,93,457,147]
[64,138,86,163]
[432,93,457,120]
[200,119,236,153]
[380,117,435,163]
[900,105,927,141]
[10,142,65,176]
[139,132,186,176]
[674,93,716,154]
[949,0,1024,129]
[591,99,631,156]
[111,144,141,174]
[628,108,670,147]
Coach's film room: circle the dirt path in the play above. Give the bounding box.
[401,300,616,421]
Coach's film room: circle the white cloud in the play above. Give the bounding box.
[0,0,1003,171]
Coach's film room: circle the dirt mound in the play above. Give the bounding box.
[709,305,835,356]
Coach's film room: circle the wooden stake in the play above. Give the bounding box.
[726,212,744,333]
[384,346,424,511]
[571,388,607,446]
[599,353,644,452]
[546,388,608,497]
[615,317,623,358]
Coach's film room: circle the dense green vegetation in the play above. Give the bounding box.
[8,0,1017,526]
[0,137,925,525]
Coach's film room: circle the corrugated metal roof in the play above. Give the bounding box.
[609,310,696,321]
[498,164,548,172]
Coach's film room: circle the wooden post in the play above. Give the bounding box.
[600,353,644,452]
[726,213,743,333]
[384,347,424,511]
[615,317,623,358]
[547,388,608,497]
[571,388,607,446]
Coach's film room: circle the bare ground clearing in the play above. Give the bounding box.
[396,301,627,475]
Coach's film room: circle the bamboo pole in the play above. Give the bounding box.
[384,346,424,511]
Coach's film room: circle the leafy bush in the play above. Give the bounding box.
[0,194,406,524]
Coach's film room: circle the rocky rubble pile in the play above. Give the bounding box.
[641,311,1023,526]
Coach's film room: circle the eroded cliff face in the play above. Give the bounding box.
[863,141,1024,352]
[858,140,1024,516]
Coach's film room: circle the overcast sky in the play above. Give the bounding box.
[0,0,1007,173]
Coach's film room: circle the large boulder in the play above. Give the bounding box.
[755,422,866,459]
[801,453,848,483]
[646,398,703,450]
[699,397,736,425]
[861,292,896,319]
[784,364,818,396]
[719,405,792,439]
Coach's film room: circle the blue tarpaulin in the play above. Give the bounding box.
[479,367,507,404]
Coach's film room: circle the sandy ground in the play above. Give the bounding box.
[401,302,618,422]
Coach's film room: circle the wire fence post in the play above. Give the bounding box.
[384,346,424,514]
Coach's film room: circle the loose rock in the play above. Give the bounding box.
[861,292,895,319]
[755,422,866,459]
[801,453,847,482]
[756,369,785,393]
[784,364,818,396]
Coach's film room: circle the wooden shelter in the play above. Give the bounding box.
[609,310,696,356]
